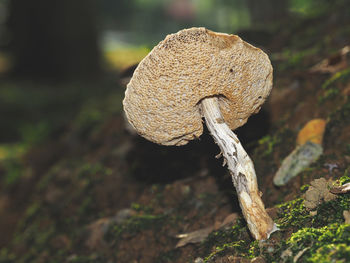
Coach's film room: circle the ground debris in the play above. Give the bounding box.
[85,208,136,249]
[175,213,239,248]
[330,182,350,194]
[273,141,323,186]
[309,45,350,74]
[304,178,337,210]
[176,226,214,248]
[343,210,350,224]
[273,119,326,186]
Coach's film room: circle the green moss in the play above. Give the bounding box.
[0,248,16,263]
[286,224,350,262]
[277,198,311,230]
[317,68,350,104]
[280,47,320,70]
[339,169,350,184]
[248,240,260,258]
[322,67,350,90]
[312,194,350,227]
[256,128,294,160]
[67,254,107,263]
[258,135,279,157]
[300,184,310,193]
[108,213,166,241]
[325,97,350,140]
[155,250,180,263]
[199,219,251,261]
[204,240,247,262]
[318,88,340,103]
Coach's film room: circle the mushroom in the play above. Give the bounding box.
[123,27,277,240]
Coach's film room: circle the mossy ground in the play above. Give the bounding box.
[1,2,350,263]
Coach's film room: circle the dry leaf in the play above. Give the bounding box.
[304,178,337,210]
[296,119,326,146]
[273,142,323,186]
[176,226,214,248]
[330,182,350,194]
[176,213,239,248]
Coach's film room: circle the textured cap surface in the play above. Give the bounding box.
[123,27,273,146]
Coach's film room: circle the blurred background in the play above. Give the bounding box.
[0,0,343,144]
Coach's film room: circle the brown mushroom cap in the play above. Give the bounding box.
[123,27,273,146]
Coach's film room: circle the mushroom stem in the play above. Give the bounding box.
[201,96,278,240]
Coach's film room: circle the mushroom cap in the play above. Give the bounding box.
[123,27,273,146]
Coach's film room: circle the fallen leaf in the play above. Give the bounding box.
[330,182,350,194]
[304,178,337,210]
[176,213,241,248]
[296,119,326,146]
[273,141,323,186]
[176,226,214,248]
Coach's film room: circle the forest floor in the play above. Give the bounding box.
[1,2,350,263]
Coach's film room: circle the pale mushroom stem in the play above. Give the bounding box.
[201,96,278,240]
